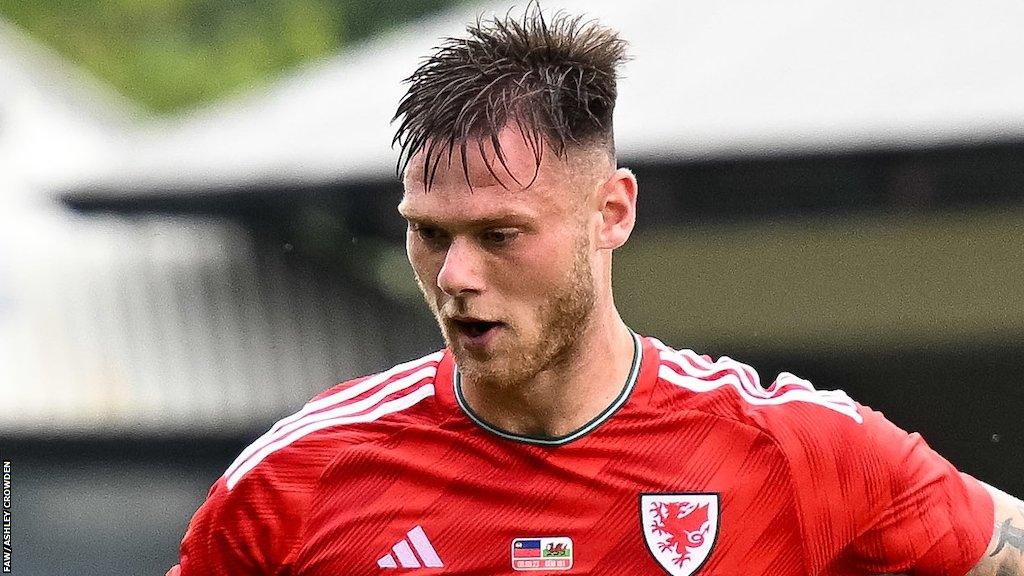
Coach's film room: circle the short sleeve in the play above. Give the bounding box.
[175,471,311,576]
[759,401,994,575]
[172,375,389,575]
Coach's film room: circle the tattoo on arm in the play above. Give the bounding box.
[990,507,1024,558]
[967,484,1024,576]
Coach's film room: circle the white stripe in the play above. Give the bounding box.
[407,525,443,567]
[225,383,436,489]
[659,345,796,401]
[654,339,859,420]
[226,365,435,480]
[377,554,397,569]
[392,540,420,568]
[658,365,863,423]
[294,351,442,418]
[651,339,739,385]
[667,349,766,399]
[773,372,817,393]
[719,355,766,396]
[648,337,670,351]
[225,351,442,478]
[260,366,433,440]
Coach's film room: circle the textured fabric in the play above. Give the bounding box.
[171,336,993,575]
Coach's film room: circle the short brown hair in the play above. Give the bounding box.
[392,4,629,188]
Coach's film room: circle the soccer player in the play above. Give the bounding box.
[168,7,1024,576]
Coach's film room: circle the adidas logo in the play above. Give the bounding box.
[377,525,444,569]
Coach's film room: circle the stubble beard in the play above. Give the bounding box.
[421,238,597,391]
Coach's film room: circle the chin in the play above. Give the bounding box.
[453,350,521,386]
[455,359,501,386]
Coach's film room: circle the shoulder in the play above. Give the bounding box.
[647,338,994,574]
[649,337,864,431]
[224,349,446,491]
[177,350,446,574]
[647,337,923,471]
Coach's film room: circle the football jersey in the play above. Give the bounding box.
[170,333,994,576]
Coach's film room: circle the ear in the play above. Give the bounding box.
[594,167,638,250]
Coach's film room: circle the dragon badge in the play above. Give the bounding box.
[640,493,719,576]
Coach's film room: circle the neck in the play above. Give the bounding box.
[457,305,636,440]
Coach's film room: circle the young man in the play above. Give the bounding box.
[169,8,1024,576]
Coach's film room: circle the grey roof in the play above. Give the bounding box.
[0,19,139,196]
[72,0,1024,195]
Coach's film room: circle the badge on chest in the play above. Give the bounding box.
[510,536,573,571]
[639,493,720,576]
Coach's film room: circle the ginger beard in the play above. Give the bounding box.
[418,230,597,390]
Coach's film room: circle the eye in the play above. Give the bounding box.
[480,228,519,247]
[410,224,449,247]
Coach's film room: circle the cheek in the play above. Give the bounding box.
[406,238,441,286]
[500,236,578,295]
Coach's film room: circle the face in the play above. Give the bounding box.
[398,129,604,389]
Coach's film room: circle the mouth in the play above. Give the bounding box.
[449,317,504,348]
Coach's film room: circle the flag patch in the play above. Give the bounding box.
[511,537,573,571]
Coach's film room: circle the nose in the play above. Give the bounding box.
[437,237,483,296]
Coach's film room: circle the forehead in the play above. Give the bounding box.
[400,127,581,222]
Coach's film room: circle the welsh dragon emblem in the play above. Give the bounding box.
[640,494,719,576]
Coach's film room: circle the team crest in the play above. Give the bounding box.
[640,493,719,576]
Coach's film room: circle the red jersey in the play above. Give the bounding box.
[170,334,993,576]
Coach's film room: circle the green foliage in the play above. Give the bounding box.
[335,0,457,44]
[0,0,460,113]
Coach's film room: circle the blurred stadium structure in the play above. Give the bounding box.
[3,0,1024,573]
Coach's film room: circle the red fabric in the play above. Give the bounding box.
[172,337,993,575]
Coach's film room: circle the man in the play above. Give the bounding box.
[169,7,1024,576]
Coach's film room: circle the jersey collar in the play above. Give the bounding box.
[450,330,643,446]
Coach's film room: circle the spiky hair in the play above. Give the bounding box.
[392,4,629,188]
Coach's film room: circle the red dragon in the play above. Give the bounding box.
[649,501,711,567]
[544,542,569,557]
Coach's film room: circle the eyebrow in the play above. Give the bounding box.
[399,209,533,229]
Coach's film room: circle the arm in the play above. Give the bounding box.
[967,482,1024,576]
[763,399,997,574]
[173,477,272,576]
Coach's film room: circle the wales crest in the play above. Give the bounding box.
[640,493,719,576]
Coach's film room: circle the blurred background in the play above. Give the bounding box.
[2,0,1023,573]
